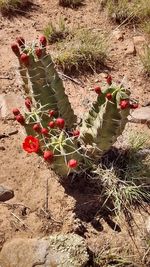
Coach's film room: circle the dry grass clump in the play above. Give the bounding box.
[0,0,30,13]
[101,0,150,25]
[59,0,84,7]
[52,29,107,73]
[44,19,69,44]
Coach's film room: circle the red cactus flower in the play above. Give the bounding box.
[48,121,55,128]
[56,118,65,129]
[39,35,47,47]
[130,103,139,109]
[106,75,112,85]
[15,114,25,124]
[41,128,49,135]
[11,43,20,56]
[119,99,129,110]
[49,110,55,117]
[72,129,80,137]
[106,93,112,100]
[25,97,32,111]
[33,123,41,132]
[35,47,42,58]
[23,136,39,153]
[94,86,101,95]
[43,150,54,162]
[16,37,25,47]
[20,53,29,66]
[68,159,78,168]
[12,108,20,116]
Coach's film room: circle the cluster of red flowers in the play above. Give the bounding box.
[11,36,47,67]
[12,98,79,169]
[93,75,139,110]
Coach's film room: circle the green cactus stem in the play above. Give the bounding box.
[80,85,130,153]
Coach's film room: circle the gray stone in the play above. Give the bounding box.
[0,234,89,267]
[130,107,150,125]
[0,185,14,202]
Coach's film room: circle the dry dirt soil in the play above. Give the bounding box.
[0,0,150,266]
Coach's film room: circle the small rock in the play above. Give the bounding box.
[130,106,150,125]
[113,30,124,41]
[0,234,89,267]
[0,185,14,202]
[125,40,135,55]
[133,36,146,55]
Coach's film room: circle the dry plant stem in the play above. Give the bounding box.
[11,212,32,231]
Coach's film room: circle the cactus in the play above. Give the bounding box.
[11,36,138,177]
[80,84,130,153]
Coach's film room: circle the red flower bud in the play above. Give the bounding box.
[72,130,80,137]
[41,128,49,135]
[68,159,78,168]
[11,43,20,56]
[56,118,65,129]
[130,103,139,109]
[15,114,25,124]
[33,123,41,132]
[44,150,54,162]
[35,47,42,58]
[106,93,112,100]
[25,97,32,111]
[106,75,112,85]
[48,121,55,128]
[49,110,55,117]
[94,86,101,95]
[20,53,29,66]
[39,35,47,47]
[16,37,25,47]
[119,99,129,110]
[12,108,20,116]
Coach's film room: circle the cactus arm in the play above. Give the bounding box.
[40,50,77,127]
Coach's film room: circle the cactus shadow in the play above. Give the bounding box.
[60,146,150,233]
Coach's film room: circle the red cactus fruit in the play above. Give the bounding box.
[16,37,25,47]
[72,129,80,137]
[94,86,101,95]
[33,123,41,132]
[106,75,112,85]
[11,43,20,56]
[56,118,65,129]
[25,97,32,111]
[35,47,42,58]
[68,159,78,168]
[106,93,112,100]
[39,35,47,47]
[49,110,55,117]
[48,121,55,128]
[119,99,129,110]
[41,128,49,135]
[12,108,20,116]
[20,53,29,66]
[130,103,139,109]
[43,150,54,162]
[15,114,25,124]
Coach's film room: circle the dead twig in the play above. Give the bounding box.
[11,212,32,231]
[58,72,85,87]
[0,130,18,139]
